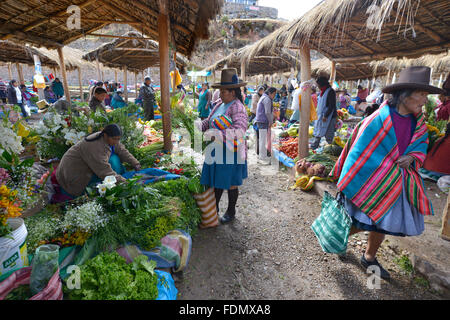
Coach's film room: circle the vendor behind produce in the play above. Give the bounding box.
[51,124,141,203]
[89,87,108,113]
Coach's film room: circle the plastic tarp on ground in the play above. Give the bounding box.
[122,168,180,184]
[272,148,295,168]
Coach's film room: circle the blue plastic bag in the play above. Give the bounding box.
[155,270,178,300]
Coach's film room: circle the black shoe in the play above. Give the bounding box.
[219,212,235,224]
[360,254,391,280]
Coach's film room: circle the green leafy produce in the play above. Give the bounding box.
[65,252,158,300]
[323,144,343,157]
[152,178,202,236]
[5,285,33,300]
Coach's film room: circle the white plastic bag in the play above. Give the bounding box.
[437,175,450,194]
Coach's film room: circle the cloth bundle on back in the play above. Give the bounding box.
[327,66,444,280]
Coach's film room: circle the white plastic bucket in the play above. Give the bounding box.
[0,218,29,277]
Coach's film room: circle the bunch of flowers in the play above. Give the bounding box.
[62,200,109,234]
[0,121,24,155]
[0,168,10,185]
[96,176,117,196]
[0,184,22,237]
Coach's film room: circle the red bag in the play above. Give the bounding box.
[0,267,63,300]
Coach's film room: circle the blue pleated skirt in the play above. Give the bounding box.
[343,175,425,237]
[200,143,248,190]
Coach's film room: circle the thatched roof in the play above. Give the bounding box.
[246,0,450,64]
[0,0,223,57]
[0,40,91,71]
[311,58,389,81]
[228,18,287,35]
[204,45,299,77]
[0,40,59,68]
[82,32,188,73]
[370,51,450,74]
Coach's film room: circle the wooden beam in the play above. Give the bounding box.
[77,67,84,102]
[3,30,63,48]
[114,69,118,83]
[135,72,138,99]
[57,47,71,103]
[51,16,142,25]
[298,45,311,160]
[88,34,154,40]
[113,48,158,52]
[21,0,96,32]
[158,0,173,152]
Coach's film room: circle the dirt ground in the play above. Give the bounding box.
[176,148,444,300]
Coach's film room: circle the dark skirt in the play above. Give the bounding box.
[200,143,248,190]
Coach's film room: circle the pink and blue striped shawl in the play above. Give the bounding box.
[201,98,248,160]
[331,103,433,224]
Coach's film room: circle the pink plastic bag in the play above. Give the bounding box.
[0,267,63,300]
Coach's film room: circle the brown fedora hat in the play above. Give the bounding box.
[211,68,247,89]
[382,66,444,94]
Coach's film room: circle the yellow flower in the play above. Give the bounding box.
[0,185,9,196]
[16,122,30,138]
[88,126,93,134]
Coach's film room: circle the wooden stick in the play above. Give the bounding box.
[298,45,311,160]
[95,57,101,81]
[77,67,84,102]
[441,191,450,241]
[7,62,13,80]
[57,47,71,103]
[123,65,128,102]
[330,60,336,84]
[88,33,154,40]
[158,0,173,152]
[135,72,138,99]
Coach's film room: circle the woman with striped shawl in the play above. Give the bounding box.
[331,67,444,280]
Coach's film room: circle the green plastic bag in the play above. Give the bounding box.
[311,191,352,255]
[29,244,59,295]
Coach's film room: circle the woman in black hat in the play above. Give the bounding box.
[199,68,249,224]
[331,66,444,280]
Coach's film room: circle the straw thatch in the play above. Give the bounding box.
[82,32,187,73]
[312,58,389,81]
[247,0,450,64]
[370,51,450,74]
[33,46,95,71]
[0,0,223,57]
[204,45,299,77]
[0,40,59,68]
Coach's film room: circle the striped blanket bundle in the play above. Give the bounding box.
[331,104,433,224]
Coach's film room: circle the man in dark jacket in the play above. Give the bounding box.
[310,76,337,150]
[51,78,64,99]
[139,76,155,121]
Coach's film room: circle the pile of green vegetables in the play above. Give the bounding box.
[65,252,159,300]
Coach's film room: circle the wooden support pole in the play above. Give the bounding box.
[114,69,118,83]
[95,57,101,81]
[241,60,246,82]
[16,63,24,84]
[172,51,177,96]
[158,1,173,152]
[7,62,13,80]
[438,73,443,88]
[330,60,336,85]
[298,45,311,160]
[77,67,84,102]
[57,47,71,102]
[135,72,138,99]
[385,69,391,85]
[123,65,128,102]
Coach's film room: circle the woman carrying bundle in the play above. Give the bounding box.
[331,67,444,280]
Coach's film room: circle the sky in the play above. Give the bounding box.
[258,0,323,21]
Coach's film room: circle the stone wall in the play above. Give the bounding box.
[222,2,278,19]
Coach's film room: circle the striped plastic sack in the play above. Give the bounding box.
[193,188,219,228]
[0,267,63,300]
[311,191,352,255]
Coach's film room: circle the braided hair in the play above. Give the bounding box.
[85,124,122,142]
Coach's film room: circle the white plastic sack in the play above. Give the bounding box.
[437,175,450,194]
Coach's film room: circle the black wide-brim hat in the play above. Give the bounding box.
[211,68,247,89]
[382,66,444,95]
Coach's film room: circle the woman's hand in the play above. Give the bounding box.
[396,155,414,168]
[134,164,142,171]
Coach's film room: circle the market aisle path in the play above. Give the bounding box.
[176,149,441,300]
